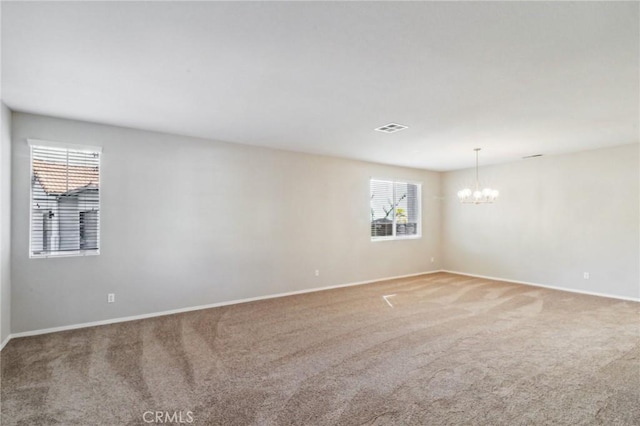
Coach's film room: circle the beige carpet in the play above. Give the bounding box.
[1,272,639,425]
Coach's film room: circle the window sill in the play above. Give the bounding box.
[371,235,422,242]
[30,250,100,259]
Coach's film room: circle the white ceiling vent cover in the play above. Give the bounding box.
[374,123,408,133]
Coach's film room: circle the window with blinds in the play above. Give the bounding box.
[29,140,102,257]
[370,178,421,240]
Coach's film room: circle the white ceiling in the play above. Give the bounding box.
[2,1,638,171]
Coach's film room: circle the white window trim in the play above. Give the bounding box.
[370,177,422,242]
[28,139,103,259]
[28,138,103,153]
[31,251,101,259]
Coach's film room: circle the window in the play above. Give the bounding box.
[29,139,102,257]
[370,178,421,241]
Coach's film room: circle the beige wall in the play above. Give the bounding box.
[10,112,441,333]
[1,104,11,345]
[442,144,640,300]
[7,111,638,336]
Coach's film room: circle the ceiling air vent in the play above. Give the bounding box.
[374,123,408,133]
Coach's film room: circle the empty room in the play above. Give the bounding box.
[0,1,638,425]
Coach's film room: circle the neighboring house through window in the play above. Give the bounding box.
[370,178,421,241]
[29,139,102,257]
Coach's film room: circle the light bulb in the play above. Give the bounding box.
[457,190,465,200]
[473,190,482,199]
[482,188,492,197]
[491,190,499,198]
[463,188,472,197]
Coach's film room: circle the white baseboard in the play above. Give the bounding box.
[7,270,444,342]
[4,269,636,350]
[0,334,10,351]
[442,270,640,303]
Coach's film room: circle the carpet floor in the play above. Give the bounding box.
[1,272,639,425]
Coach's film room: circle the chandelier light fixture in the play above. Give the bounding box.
[457,148,499,204]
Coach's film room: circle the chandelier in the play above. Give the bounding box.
[457,148,499,204]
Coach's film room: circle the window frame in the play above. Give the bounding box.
[370,177,422,242]
[28,139,103,259]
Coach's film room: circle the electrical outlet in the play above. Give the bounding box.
[108,293,115,303]
[315,270,320,277]
[583,272,590,280]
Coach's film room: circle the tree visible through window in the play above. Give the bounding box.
[29,140,101,257]
[370,178,421,240]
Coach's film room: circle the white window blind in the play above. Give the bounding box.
[370,178,421,240]
[29,141,101,257]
